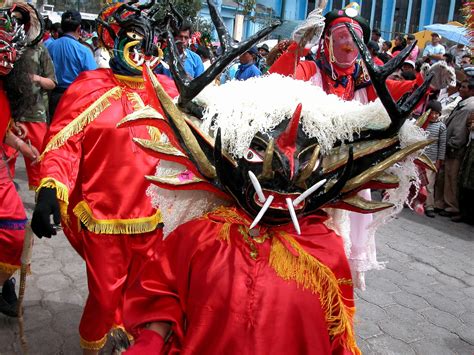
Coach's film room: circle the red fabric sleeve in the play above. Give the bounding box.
[268,42,314,80]
[39,69,118,194]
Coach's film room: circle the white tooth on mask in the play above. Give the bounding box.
[250,195,274,229]
[133,48,140,62]
[286,198,301,235]
[150,57,159,67]
[293,179,327,207]
[136,57,145,66]
[248,171,266,203]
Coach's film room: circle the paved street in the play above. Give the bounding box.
[1,161,473,354]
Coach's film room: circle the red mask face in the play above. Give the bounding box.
[326,23,363,68]
[0,30,17,76]
[0,12,24,76]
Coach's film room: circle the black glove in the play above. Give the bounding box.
[31,187,60,238]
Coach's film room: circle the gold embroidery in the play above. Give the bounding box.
[124,93,162,142]
[40,86,123,159]
[269,233,360,355]
[73,201,162,235]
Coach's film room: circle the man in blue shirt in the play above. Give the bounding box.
[422,33,446,64]
[235,46,261,81]
[47,10,97,119]
[159,22,204,79]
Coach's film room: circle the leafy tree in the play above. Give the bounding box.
[235,0,257,16]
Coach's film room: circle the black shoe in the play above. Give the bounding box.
[439,210,455,217]
[434,208,444,213]
[2,278,17,304]
[451,215,463,223]
[0,278,18,317]
[425,210,436,218]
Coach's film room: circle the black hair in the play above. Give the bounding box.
[443,53,454,65]
[383,40,392,50]
[367,40,380,52]
[44,16,52,31]
[462,78,474,90]
[401,71,416,81]
[61,11,81,33]
[462,54,471,59]
[3,56,36,119]
[426,100,442,113]
[372,28,381,36]
[174,21,192,37]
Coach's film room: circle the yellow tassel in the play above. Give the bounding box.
[73,201,162,235]
[80,334,108,351]
[40,86,123,160]
[0,261,20,274]
[269,233,360,355]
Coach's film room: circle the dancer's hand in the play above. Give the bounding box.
[31,188,60,238]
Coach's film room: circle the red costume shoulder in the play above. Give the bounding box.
[0,83,10,140]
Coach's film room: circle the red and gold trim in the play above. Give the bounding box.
[73,201,162,235]
[80,333,108,351]
[36,177,70,221]
[40,86,123,160]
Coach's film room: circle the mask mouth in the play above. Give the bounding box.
[123,39,160,71]
[253,190,305,211]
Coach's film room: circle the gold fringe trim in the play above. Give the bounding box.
[0,261,20,274]
[37,177,70,223]
[269,233,360,355]
[39,86,123,160]
[73,201,162,235]
[80,334,108,351]
[116,76,145,90]
[126,92,161,142]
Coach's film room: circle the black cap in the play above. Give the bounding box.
[427,100,442,114]
[324,9,371,44]
[61,10,81,24]
[407,33,415,40]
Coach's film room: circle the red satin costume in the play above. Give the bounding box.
[124,208,360,354]
[0,82,26,274]
[38,68,178,350]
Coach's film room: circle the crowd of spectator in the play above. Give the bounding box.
[2,3,473,225]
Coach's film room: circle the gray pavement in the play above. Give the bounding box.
[1,161,473,354]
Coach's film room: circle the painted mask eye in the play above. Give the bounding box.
[126,31,143,41]
[244,148,264,163]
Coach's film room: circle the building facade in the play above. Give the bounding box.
[201,0,465,40]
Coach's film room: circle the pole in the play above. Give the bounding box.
[280,0,286,20]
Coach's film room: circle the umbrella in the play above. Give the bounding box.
[424,23,470,46]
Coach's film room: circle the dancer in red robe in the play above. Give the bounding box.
[31,3,177,352]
